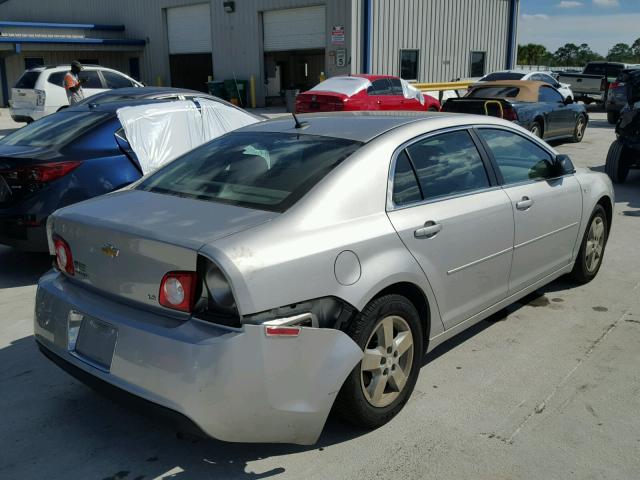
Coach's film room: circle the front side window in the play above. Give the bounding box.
[538,86,563,103]
[404,130,490,201]
[478,128,555,184]
[399,50,419,80]
[137,132,362,212]
[78,70,102,88]
[102,71,135,89]
[470,52,486,77]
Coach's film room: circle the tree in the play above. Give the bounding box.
[632,37,640,59]
[554,43,581,66]
[607,43,634,62]
[517,44,549,65]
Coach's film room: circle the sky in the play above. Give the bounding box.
[518,0,640,55]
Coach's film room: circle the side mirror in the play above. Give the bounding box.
[555,154,575,175]
[564,97,573,105]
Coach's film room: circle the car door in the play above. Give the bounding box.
[78,69,106,98]
[539,85,574,136]
[476,127,582,294]
[366,79,394,110]
[386,129,514,329]
[389,78,413,110]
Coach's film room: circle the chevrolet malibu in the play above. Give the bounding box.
[35,112,614,445]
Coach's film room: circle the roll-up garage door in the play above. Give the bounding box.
[263,6,326,52]
[167,3,212,54]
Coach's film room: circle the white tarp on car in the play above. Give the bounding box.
[117,99,258,174]
[400,79,426,105]
[310,77,371,97]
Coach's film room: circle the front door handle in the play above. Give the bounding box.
[516,196,534,210]
[414,221,442,238]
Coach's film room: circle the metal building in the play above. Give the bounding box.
[0,0,519,107]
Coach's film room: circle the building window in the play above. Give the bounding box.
[24,57,44,70]
[78,59,99,66]
[470,51,486,78]
[400,50,419,81]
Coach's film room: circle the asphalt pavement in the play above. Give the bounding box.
[0,110,639,480]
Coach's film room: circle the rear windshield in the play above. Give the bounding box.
[481,72,525,81]
[14,71,40,89]
[0,111,112,148]
[137,132,362,212]
[467,86,520,98]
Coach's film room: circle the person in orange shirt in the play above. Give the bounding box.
[64,61,85,105]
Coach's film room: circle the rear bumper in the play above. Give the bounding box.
[34,271,362,445]
[9,106,56,122]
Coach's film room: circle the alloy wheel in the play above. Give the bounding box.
[585,216,605,273]
[576,116,586,140]
[360,315,414,408]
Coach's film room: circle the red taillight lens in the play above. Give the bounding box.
[53,235,74,275]
[265,326,301,337]
[502,107,518,121]
[610,81,620,90]
[0,161,81,184]
[159,271,198,313]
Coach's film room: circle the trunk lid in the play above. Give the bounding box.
[51,189,278,310]
[295,91,347,113]
[11,88,43,110]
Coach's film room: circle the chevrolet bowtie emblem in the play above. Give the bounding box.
[101,243,120,258]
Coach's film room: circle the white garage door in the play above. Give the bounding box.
[263,6,326,52]
[167,3,212,54]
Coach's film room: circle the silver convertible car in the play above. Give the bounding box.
[35,112,614,445]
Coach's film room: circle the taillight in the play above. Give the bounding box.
[0,161,81,184]
[502,106,518,121]
[610,81,620,90]
[265,326,301,337]
[159,271,198,313]
[53,235,74,275]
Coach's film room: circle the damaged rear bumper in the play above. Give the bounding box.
[34,270,362,445]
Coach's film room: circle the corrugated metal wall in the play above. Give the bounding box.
[369,0,511,81]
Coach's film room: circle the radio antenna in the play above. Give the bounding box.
[292,112,304,129]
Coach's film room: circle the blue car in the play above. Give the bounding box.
[0,92,260,251]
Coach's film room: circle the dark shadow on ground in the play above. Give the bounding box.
[0,246,51,288]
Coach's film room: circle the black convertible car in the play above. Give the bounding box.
[442,80,588,143]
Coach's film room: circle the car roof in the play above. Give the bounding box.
[238,111,466,142]
[470,80,547,102]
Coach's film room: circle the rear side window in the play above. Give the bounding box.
[404,130,490,201]
[389,78,404,95]
[137,132,362,212]
[478,129,554,184]
[47,72,66,87]
[14,71,40,89]
[392,151,422,206]
[78,71,102,88]
[102,71,135,88]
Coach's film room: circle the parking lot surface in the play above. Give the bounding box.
[1,111,639,480]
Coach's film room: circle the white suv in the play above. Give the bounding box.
[10,65,142,123]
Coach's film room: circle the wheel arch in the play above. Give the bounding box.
[596,195,613,238]
[369,281,432,350]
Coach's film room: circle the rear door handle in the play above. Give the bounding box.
[516,196,534,210]
[414,221,442,238]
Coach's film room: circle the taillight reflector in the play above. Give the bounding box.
[265,326,301,337]
[159,271,198,313]
[53,235,74,275]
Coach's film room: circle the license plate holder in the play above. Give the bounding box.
[74,316,118,371]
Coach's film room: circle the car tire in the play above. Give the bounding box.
[605,140,629,183]
[530,120,543,138]
[571,114,587,143]
[607,111,619,125]
[428,107,438,112]
[334,294,423,428]
[570,205,608,284]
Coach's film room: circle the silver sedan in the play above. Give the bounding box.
[35,112,614,445]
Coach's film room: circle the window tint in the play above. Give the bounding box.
[470,52,486,77]
[583,64,606,76]
[478,129,555,184]
[392,151,422,206]
[102,71,135,88]
[400,50,419,80]
[539,74,558,86]
[78,70,102,88]
[14,71,40,89]
[482,72,524,81]
[389,78,404,95]
[137,132,362,212]
[538,86,563,103]
[367,79,392,95]
[406,130,490,200]
[47,72,66,87]
[467,86,520,98]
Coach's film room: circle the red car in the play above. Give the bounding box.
[295,74,441,113]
